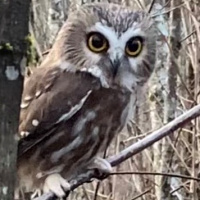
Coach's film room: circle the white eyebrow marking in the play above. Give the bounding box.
[89,22,146,65]
[91,22,145,52]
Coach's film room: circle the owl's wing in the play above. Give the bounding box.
[18,66,100,156]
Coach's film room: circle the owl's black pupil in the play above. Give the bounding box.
[92,35,104,48]
[127,40,139,52]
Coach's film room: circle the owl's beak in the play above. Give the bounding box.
[111,59,120,78]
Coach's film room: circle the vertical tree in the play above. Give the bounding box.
[160,0,181,199]
[0,0,31,199]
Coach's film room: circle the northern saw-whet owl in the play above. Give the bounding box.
[17,3,157,199]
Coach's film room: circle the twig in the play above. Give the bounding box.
[93,182,101,200]
[131,187,152,200]
[110,171,200,182]
[148,0,156,13]
[180,30,196,43]
[35,104,200,200]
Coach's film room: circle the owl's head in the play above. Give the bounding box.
[48,3,157,91]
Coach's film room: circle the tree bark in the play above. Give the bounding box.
[0,0,31,199]
[161,1,181,199]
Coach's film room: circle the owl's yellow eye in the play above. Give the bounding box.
[125,37,143,57]
[87,32,109,53]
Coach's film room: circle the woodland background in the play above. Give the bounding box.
[0,0,200,200]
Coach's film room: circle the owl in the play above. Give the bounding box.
[17,3,157,199]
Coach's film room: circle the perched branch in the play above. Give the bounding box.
[35,104,200,200]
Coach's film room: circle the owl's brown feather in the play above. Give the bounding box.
[17,2,157,197]
[18,65,131,192]
[18,67,101,155]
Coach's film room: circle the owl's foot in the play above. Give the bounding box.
[14,188,20,200]
[31,189,42,199]
[88,157,112,180]
[43,173,70,198]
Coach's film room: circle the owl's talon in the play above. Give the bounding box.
[43,173,70,198]
[93,157,113,173]
[88,157,112,180]
[95,168,111,180]
[31,189,42,199]
[14,188,20,200]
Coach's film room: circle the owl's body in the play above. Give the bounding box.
[18,68,131,192]
[17,3,157,198]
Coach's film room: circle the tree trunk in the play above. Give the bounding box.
[0,0,31,199]
[161,0,181,199]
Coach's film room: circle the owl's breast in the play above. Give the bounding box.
[58,88,132,177]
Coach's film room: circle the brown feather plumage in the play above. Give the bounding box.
[17,3,157,198]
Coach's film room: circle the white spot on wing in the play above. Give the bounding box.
[20,131,30,138]
[86,111,96,120]
[32,119,39,127]
[57,90,92,123]
[20,102,30,109]
[35,90,42,98]
[24,96,33,101]
[92,126,99,136]
[44,84,52,90]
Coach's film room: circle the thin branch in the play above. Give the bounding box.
[93,182,101,200]
[180,30,196,43]
[170,185,184,195]
[148,0,156,13]
[35,104,200,200]
[131,187,152,200]
[108,104,200,166]
[110,171,200,182]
